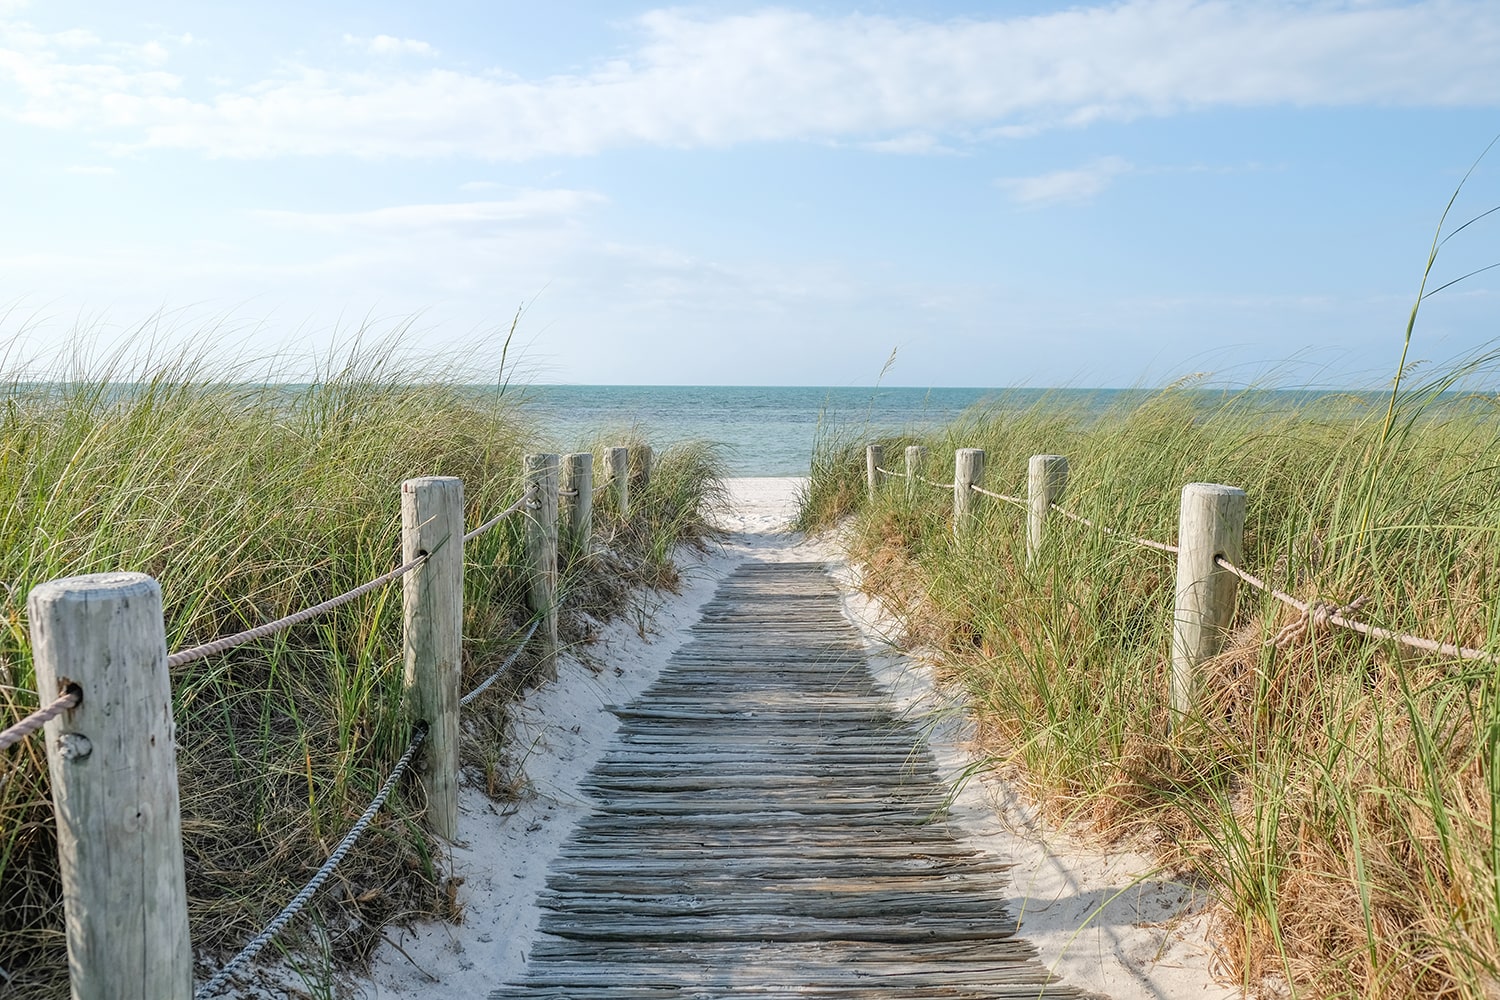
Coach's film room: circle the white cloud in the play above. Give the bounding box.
[0,194,1451,387]
[63,163,116,175]
[999,152,1280,207]
[253,190,606,238]
[998,156,1133,206]
[45,27,100,49]
[344,34,436,58]
[370,34,434,57]
[2,2,1499,160]
[861,133,957,156]
[0,22,181,130]
[138,40,168,66]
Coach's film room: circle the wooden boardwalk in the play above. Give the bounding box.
[488,561,1093,999]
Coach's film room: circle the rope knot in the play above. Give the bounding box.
[1271,596,1370,650]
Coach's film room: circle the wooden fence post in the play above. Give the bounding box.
[866,444,886,502]
[400,475,464,839]
[525,454,560,681]
[953,448,985,537]
[560,452,594,566]
[606,446,630,520]
[1026,454,1070,565]
[1171,483,1246,725]
[28,572,192,1000]
[636,444,653,499]
[904,445,928,501]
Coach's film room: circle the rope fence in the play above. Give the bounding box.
[877,464,1008,499]
[860,440,1500,707]
[166,553,430,669]
[461,619,543,708]
[194,613,543,996]
[464,486,535,543]
[8,444,639,997]
[970,483,1024,506]
[195,724,429,998]
[172,478,533,671]
[1049,502,1180,554]
[0,688,80,753]
[1215,555,1495,663]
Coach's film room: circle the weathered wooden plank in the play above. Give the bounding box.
[580,777,943,793]
[562,831,973,849]
[534,918,1027,940]
[526,938,1027,964]
[544,858,1016,879]
[509,966,1058,988]
[537,895,1020,921]
[493,985,1082,999]
[507,963,1054,986]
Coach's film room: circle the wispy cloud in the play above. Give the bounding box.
[861,133,958,156]
[63,163,116,175]
[343,34,436,58]
[998,156,1133,206]
[2,2,1499,160]
[253,190,606,238]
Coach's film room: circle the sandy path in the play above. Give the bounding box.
[352,477,1238,1000]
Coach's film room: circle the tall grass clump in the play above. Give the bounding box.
[0,332,724,996]
[805,365,1500,998]
[596,437,731,577]
[794,424,866,532]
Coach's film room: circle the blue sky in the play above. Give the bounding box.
[2,1,1498,386]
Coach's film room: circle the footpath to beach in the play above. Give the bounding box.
[357,478,1239,1000]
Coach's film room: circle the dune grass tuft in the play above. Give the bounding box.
[804,364,1500,998]
[0,335,724,996]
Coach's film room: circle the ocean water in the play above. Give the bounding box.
[517,385,1440,477]
[521,386,1117,477]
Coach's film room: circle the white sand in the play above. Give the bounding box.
[347,477,1238,1000]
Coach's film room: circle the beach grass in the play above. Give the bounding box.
[800,363,1500,998]
[0,335,725,995]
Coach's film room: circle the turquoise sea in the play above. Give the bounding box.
[519,385,1432,477]
[523,386,1124,477]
